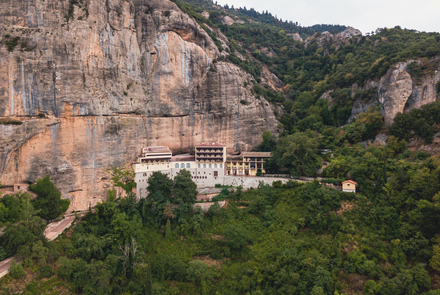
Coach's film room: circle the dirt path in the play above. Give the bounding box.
[44,215,76,241]
[0,215,77,278]
[0,257,14,278]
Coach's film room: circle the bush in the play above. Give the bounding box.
[29,176,70,221]
[272,180,283,188]
[223,224,251,250]
[413,150,431,160]
[10,261,25,279]
[40,265,53,277]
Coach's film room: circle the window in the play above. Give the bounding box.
[198,164,200,168]
[186,163,190,168]
[214,171,218,177]
[214,164,217,168]
[209,164,212,168]
[220,164,223,168]
[203,164,206,168]
[175,163,179,168]
[181,163,184,168]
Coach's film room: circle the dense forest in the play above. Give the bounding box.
[1,0,440,294]
[2,149,440,294]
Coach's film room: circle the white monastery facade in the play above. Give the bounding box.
[133,143,226,199]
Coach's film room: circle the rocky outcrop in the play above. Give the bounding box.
[347,59,440,125]
[221,16,235,26]
[287,33,303,42]
[377,62,414,125]
[305,27,362,50]
[0,0,278,210]
[339,26,362,38]
[200,11,209,19]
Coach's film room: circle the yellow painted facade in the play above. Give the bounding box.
[225,152,271,176]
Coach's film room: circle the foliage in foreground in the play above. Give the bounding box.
[2,157,440,294]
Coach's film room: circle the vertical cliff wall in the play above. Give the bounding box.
[0,0,278,209]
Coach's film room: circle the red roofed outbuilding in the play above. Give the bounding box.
[342,180,357,193]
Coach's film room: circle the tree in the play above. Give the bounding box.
[223,224,250,251]
[119,237,144,280]
[272,131,321,176]
[107,165,136,196]
[9,261,25,279]
[258,131,277,152]
[147,171,173,201]
[20,197,40,226]
[172,169,198,205]
[29,176,70,221]
[186,260,212,285]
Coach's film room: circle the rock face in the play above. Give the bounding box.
[377,62,414,125]
[339,26,362,38]
[304,27,361,50]
[0,0,278,210]
[287,33,303,42]
[221,16,234,26]
[348,59,440,125]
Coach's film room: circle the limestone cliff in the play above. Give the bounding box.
[327,58,440,126]
[0,0,278,210]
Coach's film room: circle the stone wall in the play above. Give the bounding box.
[223,175,291,189]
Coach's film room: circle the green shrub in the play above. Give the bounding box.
[5,36,20,51]
[40,265,53,277]
[10,261,25,279]
[272,180,283,188]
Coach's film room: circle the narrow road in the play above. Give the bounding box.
[0,215,77,278]
[44,215,76,241]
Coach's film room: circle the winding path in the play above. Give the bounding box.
[0,215,76,278]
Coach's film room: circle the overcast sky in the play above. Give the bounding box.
[215,0,440,35]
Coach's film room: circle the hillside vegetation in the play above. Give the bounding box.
[1,1,440,294]
[2,149,440,294]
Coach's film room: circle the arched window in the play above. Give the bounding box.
[181,163,184,168]
[175,163,179,168]
[186,163,190,168]
[214,164,217,168]
[209,164,212,168]
[220,164,223,168]
[198,164,201,168]
[203,164,206,168]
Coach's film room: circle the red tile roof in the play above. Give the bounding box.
[342,180,357,185]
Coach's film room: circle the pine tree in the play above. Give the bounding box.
[165,218,172,240]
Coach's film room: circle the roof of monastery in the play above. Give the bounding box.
[242,152,271,157]
[196,142,225,147]
[143,146,172,154]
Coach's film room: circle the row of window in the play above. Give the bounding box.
[174,163,223,169]
[192,176,207,179]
